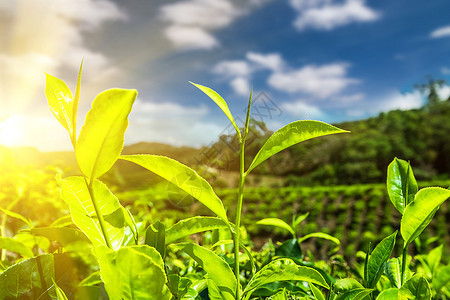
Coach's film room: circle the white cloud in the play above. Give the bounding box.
[246,52,284,71]
[213,60,251,77]
[230,77,251,96]
[131,100,209,121]
[281,100,324,119]
[332,93,365,103]
[164,25,219,50]
[442,67,450,75]
[437,85,450,100]
[290,0,379,31]
[213,52,359,99]
[127,100,222,147]
[376,90,424,112]
[268,63,358,98]
[430,26,450,38]
[160,0,240,50]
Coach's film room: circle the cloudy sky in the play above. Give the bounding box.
[1,0,450,151]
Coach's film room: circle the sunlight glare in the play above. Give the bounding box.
[0,117,23,147]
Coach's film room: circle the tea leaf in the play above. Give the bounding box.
[401,187,450,246]
[247,121,348,174]
[426,244,442,277]
[191,82,241,140]
[275,239,303,261]
[165,216,229,244]
[399,274,431,300]
[271,289,288,300]
[72,59,83,141]
[434,265,450,292]
[179,243,236,300]
[29,227,90,247]
[298,232,340,246]
[77,88,137,179]
[310,283,325,300]
[0,237,34,258]
[333,279,373,300]
[45,73,74,137]
[366,231,397,288]
[376,288,399,300]
[0,206,32,228]
[243,258,328,300]
[120,155,228,221]
[385,257,412,288]
[59,176,127,250]
[256,218,295,238]
[94,245,171,300]
[52,278,69,300]
[145,221,166,259]
[0,254,56,299]
[387,158,418,214]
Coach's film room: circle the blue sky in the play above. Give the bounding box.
[1,0,450,151]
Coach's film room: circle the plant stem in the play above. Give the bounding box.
[401,245,407,286]
[233,89,252,300]
[85,177,113,249]
[234,141,246,300]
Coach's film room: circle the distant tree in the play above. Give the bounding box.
[415,76,446,106]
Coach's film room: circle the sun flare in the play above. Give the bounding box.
[0,116,23,147]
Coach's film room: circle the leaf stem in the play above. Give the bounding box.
[401,245,407,286]
[234,90,252,300]
[85,177,112,249]
[234,143,246,300]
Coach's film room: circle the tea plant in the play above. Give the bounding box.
[0,63,449,300]
[47,65,344,299]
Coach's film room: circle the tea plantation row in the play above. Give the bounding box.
[118,180,450,261]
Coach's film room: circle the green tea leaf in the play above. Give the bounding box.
[366,231,397,288]
[59,176,127,250]
[29,227,90,247]
[190,82,241,140]
[45,73,74,137]
[426,244,442,277]
[120,155,228,221]
[0,237,33,258]
[399,274,431,300]
[72,59,83,141]
[256,218,295,238]
[376,288,399,300]
[0,206,32,228]
[52,278,69,300]
[247,121,348,174]
[79,271,102,287]
[310,283,325,300]
[0,254,57,299]
[401,187,450,246]
[387,158,418,214]
[167,273,192,299]
[433,265,450,292]
[333,279,372,300]
[77,88,137,179]
[271,289,288,300]
[298,232,340,246]
[165,216,229,244]
[292,212,309,229]
[334,278,364,292]
[94,245,171,300]
[275,239,303,261]
[385,258,402,288]
[145,221,166,259]
[179,243,236,300]
[243,258,328,300]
